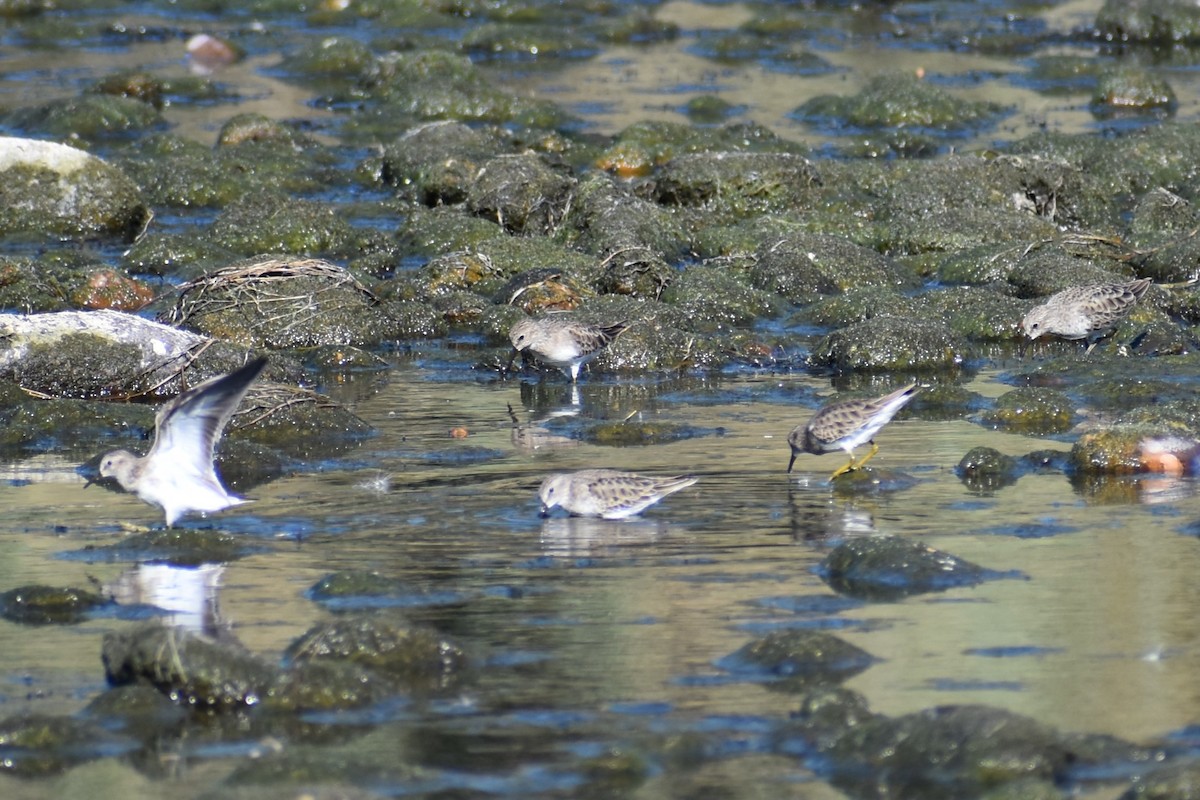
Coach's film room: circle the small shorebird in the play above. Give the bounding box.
[1021,278,1152,353]
[94,357,268,527]
[507,316,629,382]
[538,469,697,519]
[788,384,919,479]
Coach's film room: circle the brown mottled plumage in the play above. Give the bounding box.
[788,384,919,479]
[507,316,629,382]
[1021,279,1152,353]
[538,469,697,519]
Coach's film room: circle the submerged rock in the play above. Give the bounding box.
[102,622,395,712]
[285,616,468,689]
[0,584,112,624]
[0,137,150,240]
[983,387,1075,434]
[74,529,262,567]
[819,535,1001,601]
[718,630,875,690]
[0,713,134,778]
[794,73,1009,133]
[957,447,1019,493]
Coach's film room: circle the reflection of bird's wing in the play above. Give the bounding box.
[148,358,268,480]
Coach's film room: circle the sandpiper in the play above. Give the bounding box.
[507,316,629,382]
[788,384,919,479]
[538,469,697,519]
[1021,278,1152,353]
[94,357,268,527]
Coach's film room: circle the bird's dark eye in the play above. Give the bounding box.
[545,487,555,495]
[517,335,526,343]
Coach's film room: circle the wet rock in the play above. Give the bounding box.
[822,704,1076,799]
[0,137,150,240]
[718,630,875,690]
[560,172,691,262]
[750,233,916,301]
[983,387,1075,434]
[88,70,165,109]
[916,286,1028,342]
[163,256,402,348]
[979,778,1067,800]
[0,713,133,777]
[381,121,504,206]
[285,616,468,687]
[276,35,375,79]
[5,94,163,141]
[104,622,281,708]
[957,447,1019,493]
[461,22,593,60]
[685,94,736,124]
[819,535,998,601]
[354,50,564,127]
[234,379,374,462]
[209,193,381,259]
[807,316,967,372]
[1128,188,1200,283]
[82,684,188,739]
[466,152,574,235]
[1096,0,1200,44]
[0,310,253,398]
[74,529,263,567]
[1092,66,1176,114]
[216,113,314,149]
[652,151,822,218]
[0,584,112,624]
[491,268,588,316]
[67,268,155,312]
[794,72,1008,133]
[1119,758,1200,799]
[583,419,711,446]
[310,571,410,600]
[805,286,917,328]
[1069,425,1163,475]
[660,264,782,330]
[415,236,597,299]
[394,205,505,260]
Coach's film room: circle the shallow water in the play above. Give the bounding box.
[3,359,1199,796]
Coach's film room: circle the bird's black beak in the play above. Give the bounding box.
[502,347,520,378]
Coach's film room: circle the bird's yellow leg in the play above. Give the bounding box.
[829,458,856,480]
[853,442,881,470]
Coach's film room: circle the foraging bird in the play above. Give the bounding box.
[538,469,697,519]
[788,384,919,479]
[507,316,629,382]
[94,357,268,527]
[1021,278,1152,353]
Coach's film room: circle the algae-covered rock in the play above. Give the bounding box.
[103,622,282,708]
[466,152,575,236]
[163,256,401,348]
[957,447,1019,493]
[1093,65,1176,114]
[209,193,378,259]
[750,233,916,302]
[1096,0,1200,44]
[808,316,967,372]
[819,534,999,601]
[75,529,262,567]
[285,616,468,687]
[652,151,822,218]
[560,172,691,261]
[1119,758,1200,800]
[0,137,149,240]
[1069,425,1184,475]
[5,94,162,141]
[983,387,1075,434]
[381,120,504,206]
[915,286,1028,341]
[823,705,1075,798]
[794,72,1008,133]
[0,713,133,778]
[0,584,113,624]
[718,630,875,690]
[660,264,782,330]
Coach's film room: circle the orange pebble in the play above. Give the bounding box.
[1142,451,1183,476]
[449,427,469,439]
